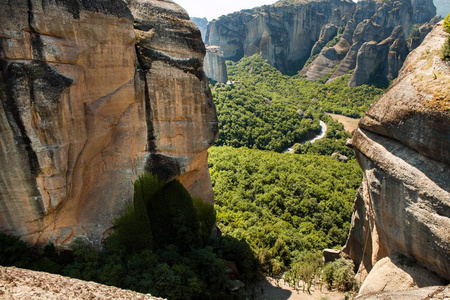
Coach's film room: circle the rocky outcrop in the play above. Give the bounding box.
[343,22,450,294]
[0,266,165,299]
[204,46,228,83]
[206,0,436,84]
[205,0,356,74]
[355,285,450,300]
[357,256,447,294]
[348,26,408,87]
[408,16,441,50]
[303,0,437,85]
[0,0,218,246]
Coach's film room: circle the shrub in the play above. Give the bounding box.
[443,14,450,61]
[209,236,261,282]
[322,258,355,291]
[444,14,450,33]
[0,233,31,267]
[147,179,201,251]
[112,173,216,253]
[193,196,216,245]
[112,173,162,252]
[285,251,323,293]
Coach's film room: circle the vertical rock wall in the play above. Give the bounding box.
[206,0,356,74]
[0,0,218,245]
[203,50,228,83]
[301,0,436,86]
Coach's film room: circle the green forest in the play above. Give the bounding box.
[0,53,377,299]
[209,146,362,277]
[207,54,376,294]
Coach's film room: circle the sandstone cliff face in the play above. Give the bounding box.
[0,0,218,246]
[205,0,436,83]
[206,0,356,74]
[343,22,450,293]
[204,50,228,83]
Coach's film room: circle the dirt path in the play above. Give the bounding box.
[326,113,360,133]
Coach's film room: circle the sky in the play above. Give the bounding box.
[173,0,279,20]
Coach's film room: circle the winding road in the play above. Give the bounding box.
[282,120,327,154]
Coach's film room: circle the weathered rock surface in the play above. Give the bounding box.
[343,22,450,294]
[128,0,218,203]
[348,26,408,87]
[358,256,448,294]
[0,266,165,299]
[206,0,436,84]
[355,285,450,300]
[0,0,218,246]
[408,16,441,50]
[303,0,436,85]
[204,47,228,83]
[206,0,356,74]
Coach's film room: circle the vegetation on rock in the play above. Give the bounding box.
[0,175,260,300]
[442,13,450,61]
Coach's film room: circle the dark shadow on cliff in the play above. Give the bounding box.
[361,129,450,197]
[390,254,448,287]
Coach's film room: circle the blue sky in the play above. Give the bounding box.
[173,0,279,20]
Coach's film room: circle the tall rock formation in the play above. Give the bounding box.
[206,0,356,75]
[0,0,218,246]
[206,0,436,84]
[343,22,450,294]
[302,0,436,86]
[203,46,228,83]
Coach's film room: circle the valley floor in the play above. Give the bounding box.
[326,113,360,133]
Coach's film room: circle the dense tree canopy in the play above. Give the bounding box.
[209,146,362,276]
[212,54,384,151]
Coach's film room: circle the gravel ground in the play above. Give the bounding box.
[0,266,165,300]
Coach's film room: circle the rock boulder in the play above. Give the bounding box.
[343,22,450,292]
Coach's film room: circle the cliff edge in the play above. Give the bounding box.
[343,21,450,295]
[0,0,218,246]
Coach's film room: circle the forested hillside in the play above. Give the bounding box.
[209,146,362,277]
[208,53,381,292]
[212,55,385,152]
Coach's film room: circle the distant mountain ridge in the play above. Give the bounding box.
[205,0,437,86]
[192,17,208,41]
